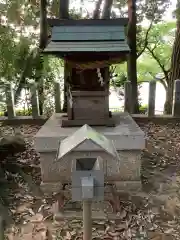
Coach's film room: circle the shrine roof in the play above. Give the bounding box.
[51,25,125,41]
[44,18,129,56]
[44,41,129,54]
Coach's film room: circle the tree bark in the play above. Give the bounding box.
[163,74,172,114]
[93,0,103,19]
[164,82,174,114]
[59,0,69,112]
[166,1,180,114]
[102,0,113,19]
[39,0,48,50]
[38,0,48,115]
[59,0,69,19]
[100,0,113,97]
[127,0,139,113]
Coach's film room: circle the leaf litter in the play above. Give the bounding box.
[1,122,180,239]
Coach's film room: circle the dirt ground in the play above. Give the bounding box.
[1,122,180,239]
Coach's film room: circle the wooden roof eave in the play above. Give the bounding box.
[47,18,129,27]
[43,50,129,55]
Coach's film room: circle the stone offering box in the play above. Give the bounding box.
[35,112,145,195]
[57,124,120,201]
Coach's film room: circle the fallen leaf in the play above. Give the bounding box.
[30,213,44,223]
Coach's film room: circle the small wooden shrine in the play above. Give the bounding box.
[44,18,129,127]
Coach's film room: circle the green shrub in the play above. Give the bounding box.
[139,104,148,114]
[0,109,32,116]
[16,109,32,116]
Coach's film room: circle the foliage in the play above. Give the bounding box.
[139,104,148,114]
[113,0,171,55]
[0,0,176,114]
[16,109,32,116]
[0,25,21,83]
[0,0,66,113]
[114,21,175,86]
[114,0,171,21]
[111,72,127,88]
[145,21,175,82]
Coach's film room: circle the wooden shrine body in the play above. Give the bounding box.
[66,67,112,127]
[44,19,129,127]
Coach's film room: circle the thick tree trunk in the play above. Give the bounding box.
[59,0,69,112]
[59,0,69,19]
[102,0,113,19]
[166,1,180,114]
[39,0,48,50]
[100,0,113,96]
[127,0,139,113]
[38,0,48,115]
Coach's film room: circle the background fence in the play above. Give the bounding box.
[1,80,180,120]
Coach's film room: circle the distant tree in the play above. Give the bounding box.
[145,22,175,113]
[114,21,175,113]
[0,0,65,113]
[113,0,171,113]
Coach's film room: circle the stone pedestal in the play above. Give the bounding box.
[34,112,145,193]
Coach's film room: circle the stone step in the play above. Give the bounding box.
[54,210,122,221]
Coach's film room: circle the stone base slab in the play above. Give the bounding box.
[115,181,142,192]
[40,182,63,193]
[54,210,120,221]
[61,117,115,127]
[34,112,145,152]
[40,181,142,196]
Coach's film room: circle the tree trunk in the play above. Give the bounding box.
[167,2,180,114]
[59,0,69,112]
[100,0,113,99]
[39,0,48,50]
[63,61,68,112]
[127,0,139,113]
[93,0,103,19]
[101,0,113,19]
[38,0,48,115]
[164,82,174,114]
[59,0,69,19]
